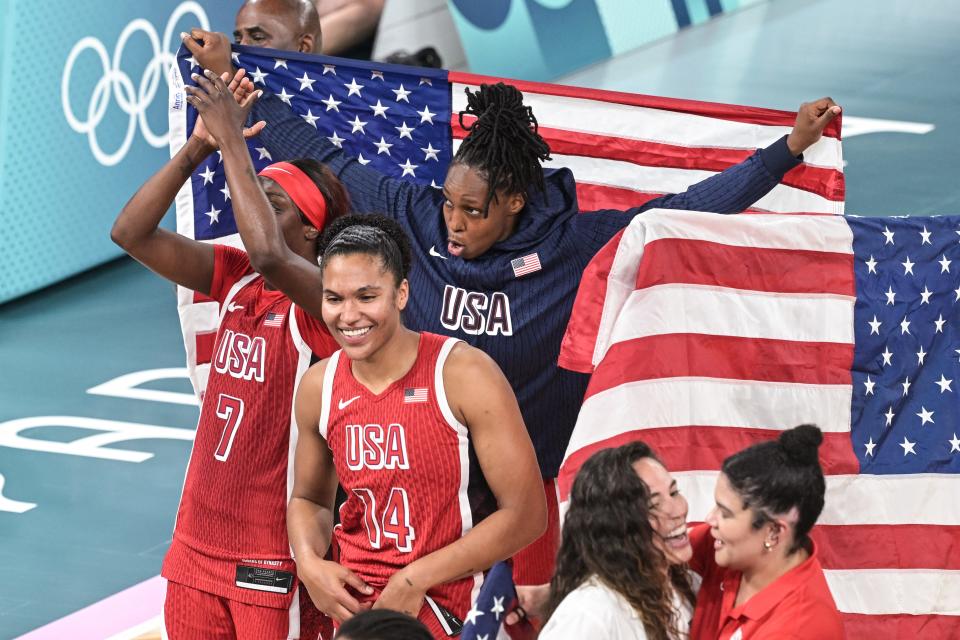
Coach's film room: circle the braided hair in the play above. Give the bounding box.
[453,83,552,215]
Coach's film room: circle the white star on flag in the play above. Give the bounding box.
[901,256,915,275]
[273,58,287,69]
[900,436,917,455]
[327,131,345,148]
[322,64,336,75]
[422,143,439,161]
[916,346,927,365]
[250,67,268,84]
[344,77,363,97]
[920,226,932,244]
[939,255,951,273]
[278,87,293,105]
[885,406,895,426]
[219,184,230,201]
[950,434,960,453]
[934,314,946,333]
[865,255,878,273]
[371,70,384,80]
[863,375,875,395]
[204,205,221,225]
[370,100,389,117]
[322,94,342,112]
[302,109,319,127]
[399,158,418,177]
[868,315,881,335]
[900,317,911,335]
[417,104,436,124]
[350,116,367,134]
[883,226,895,244]
[919,286,933,304]
[864,437,877,457]
[297,72,315,91]
[357,154,370,165]
[464,605,483,625]
[374,137,393,155]
[935,375,953,393]
[419,76,432,85]
[916,407,934,426]
[256,147,272,161]
[881,347,893,366]
[199,165,216,185]
[884,286,896,305]
[395,121,414,140]
[490,596,505,620]
[392,84,411,102]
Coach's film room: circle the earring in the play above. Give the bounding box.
[763,541,773,552]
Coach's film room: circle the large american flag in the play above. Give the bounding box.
[168,44,844,397]
[558,209,960,637]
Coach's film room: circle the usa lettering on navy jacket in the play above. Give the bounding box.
[252,95,800,477]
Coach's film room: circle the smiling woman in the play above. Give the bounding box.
[539,442,697,640]
[287,215,546,639]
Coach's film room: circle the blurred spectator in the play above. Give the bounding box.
[315,0,384,59]
[234,0,323,53]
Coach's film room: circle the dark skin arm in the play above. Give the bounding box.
[111,69,262,294]
[185,69,326,319]
[373,343,547,617]
[181,30,234,77]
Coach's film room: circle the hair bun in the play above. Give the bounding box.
[778,424,823,466]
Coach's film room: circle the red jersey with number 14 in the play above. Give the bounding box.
[163,245,337,609]
[319,332,483,621]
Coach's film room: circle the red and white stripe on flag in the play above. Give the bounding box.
[557,210,959,638]
[450,71,845,216]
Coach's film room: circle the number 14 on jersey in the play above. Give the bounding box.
[353,487,416,553]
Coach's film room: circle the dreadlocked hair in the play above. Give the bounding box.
[544,442,696,640]
[453,82,551,214]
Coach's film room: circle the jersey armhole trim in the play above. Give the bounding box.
[434,337,468,435]
[218,272,259,324]
[317,350,341,440]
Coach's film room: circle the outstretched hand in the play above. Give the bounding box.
[185,68,265,150]
[786,97,841,156]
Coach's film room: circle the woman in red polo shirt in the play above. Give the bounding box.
[688,424,844,640]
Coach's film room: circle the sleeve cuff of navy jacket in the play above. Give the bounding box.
[759,135,802,177]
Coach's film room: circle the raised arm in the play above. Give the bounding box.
[110,70,258,294]
[186,70,326,319]
[373,343,547,617]
[289,361,373,623]
[644,97,841,214]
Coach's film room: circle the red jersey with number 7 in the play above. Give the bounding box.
[162,245,338,609]
[318,332,486,622]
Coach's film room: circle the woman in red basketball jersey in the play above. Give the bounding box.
[289,214,547,637]
[112,69,349,639]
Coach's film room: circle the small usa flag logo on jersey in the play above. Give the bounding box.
[511,252,542,278]
[404,387,428,403]
[263,312,284,328]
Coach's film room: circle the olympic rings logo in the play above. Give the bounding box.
[61,2,209,166]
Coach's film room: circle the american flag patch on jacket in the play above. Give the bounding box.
[404,387,428,403]
[511,253,542,278]
[263,312,285,328]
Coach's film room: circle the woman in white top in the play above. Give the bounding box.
[539,442,697,640]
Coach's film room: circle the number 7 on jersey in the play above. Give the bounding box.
[214,394,245,461]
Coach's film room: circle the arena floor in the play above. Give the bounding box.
[2,0,957,637]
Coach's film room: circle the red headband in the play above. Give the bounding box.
[258,162,328,230]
